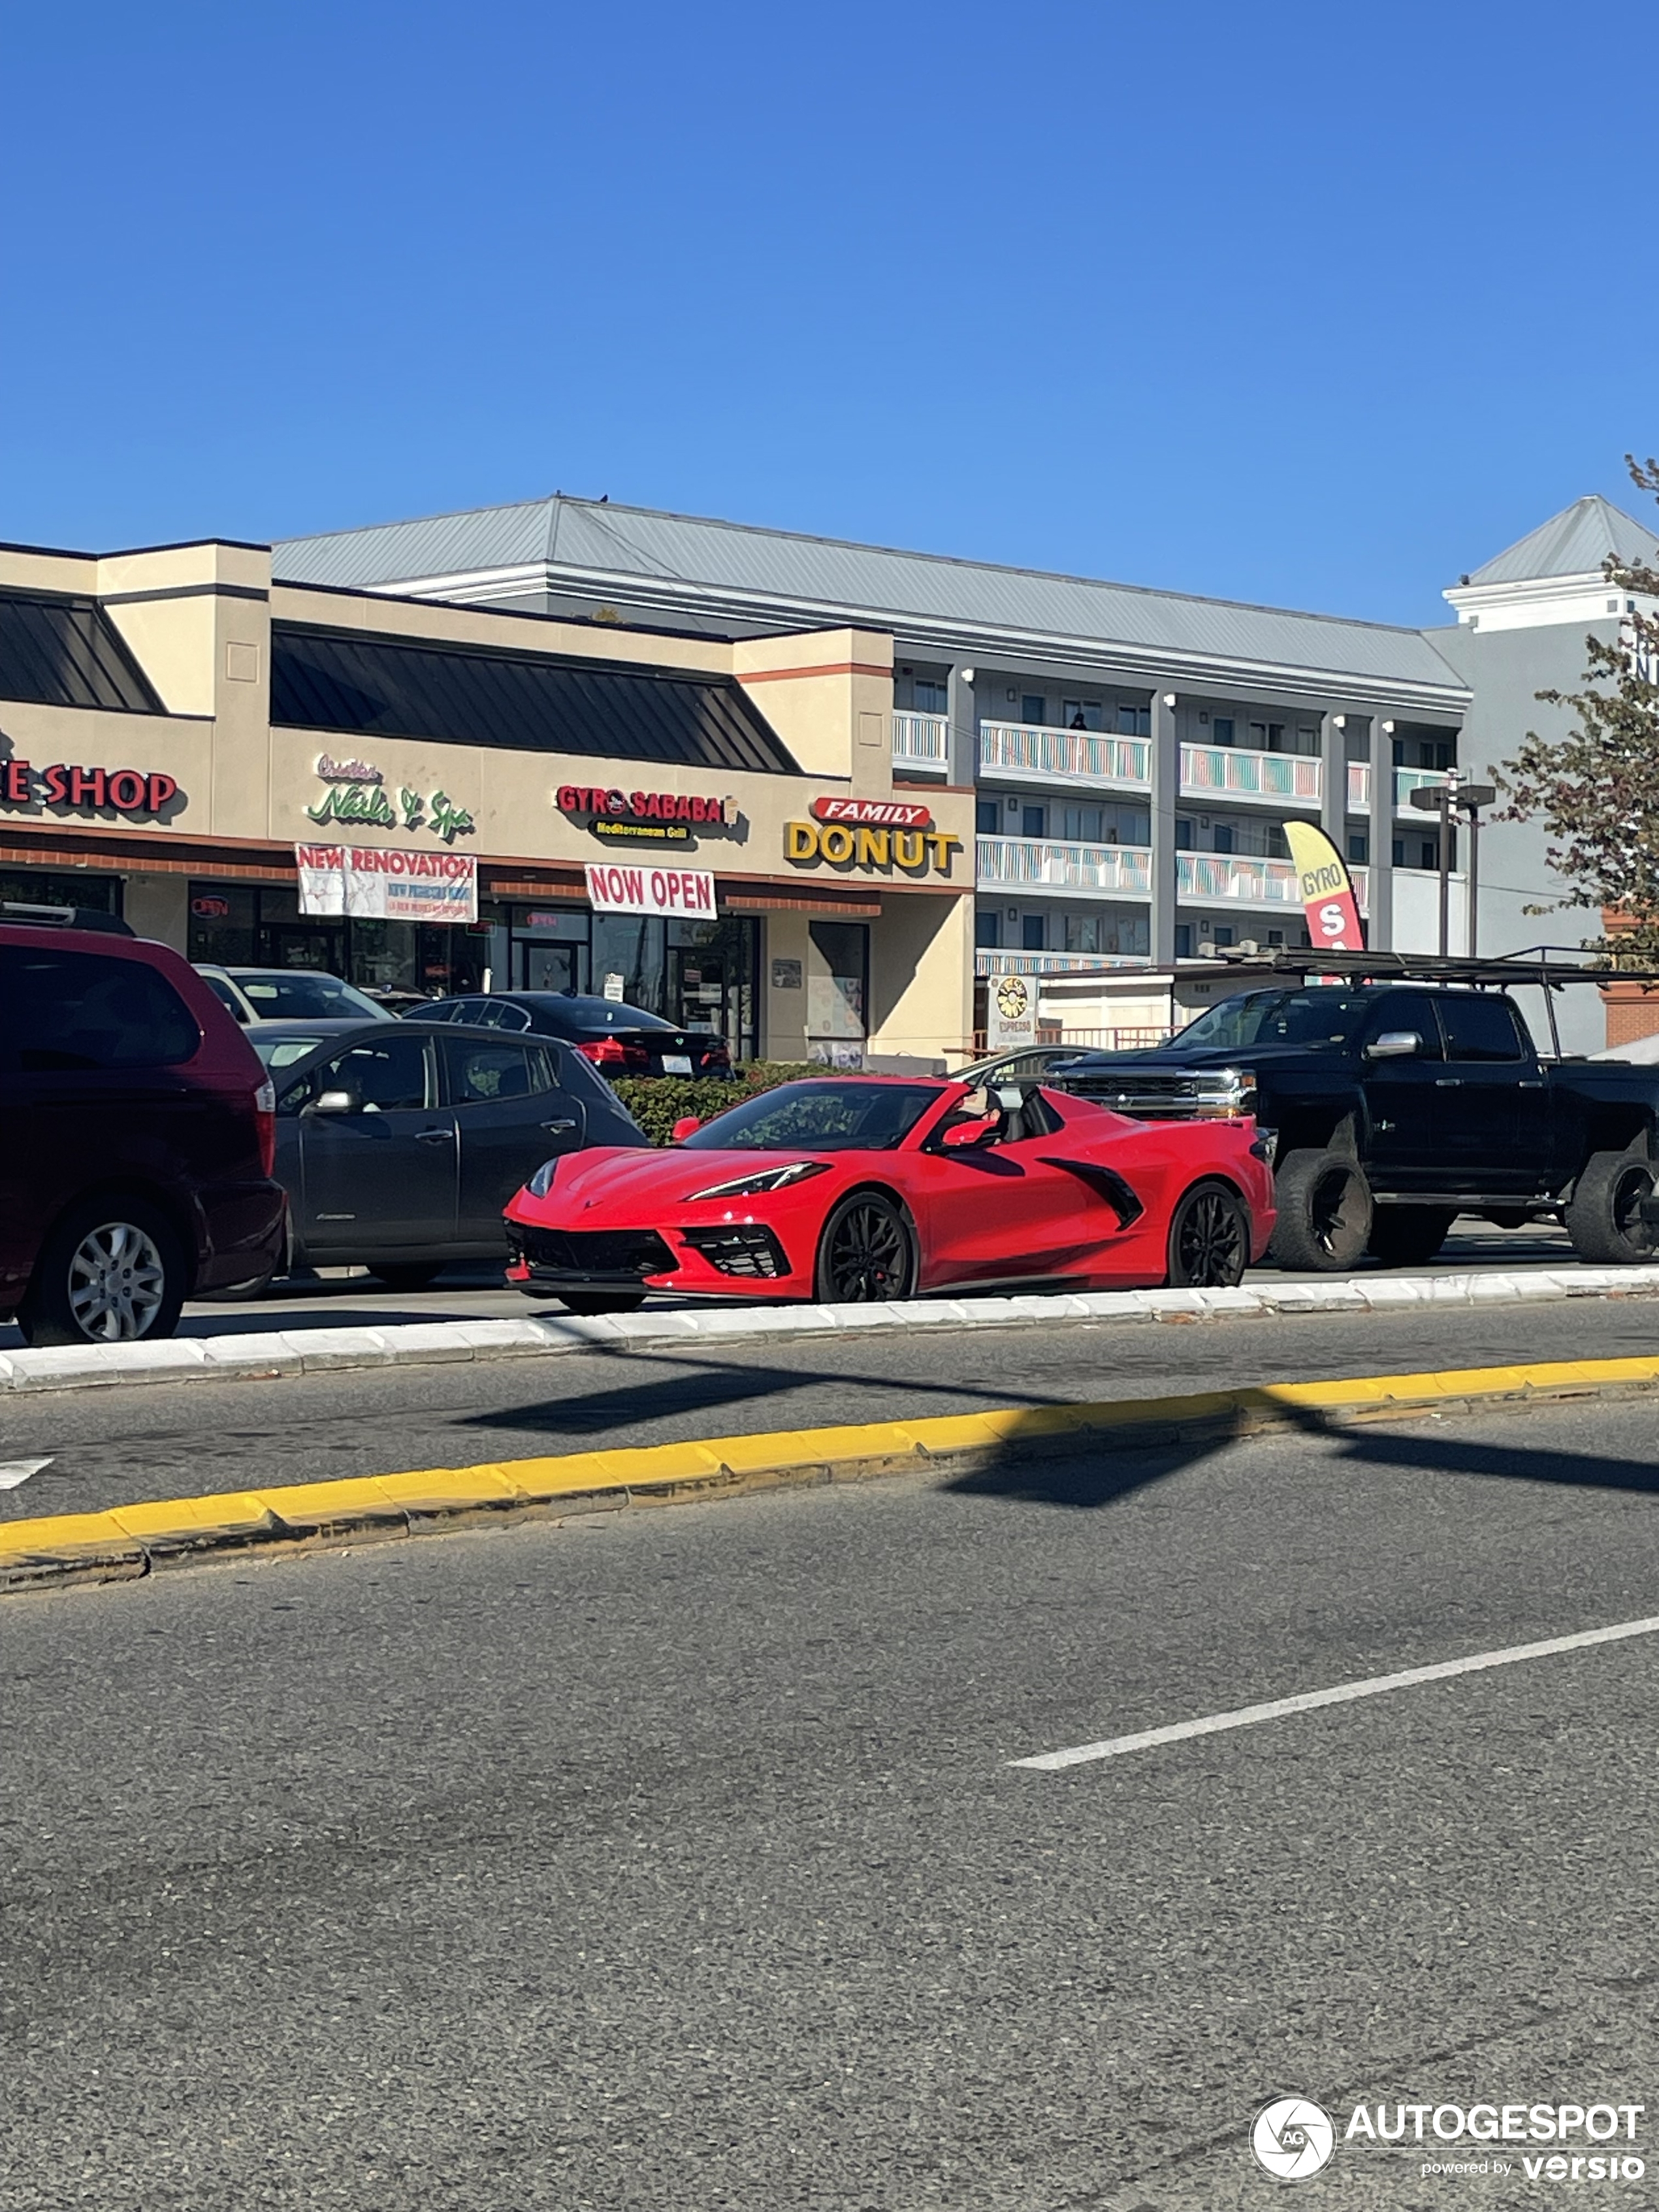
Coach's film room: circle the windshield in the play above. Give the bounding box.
[1170,989,1374,1052]
[251,1033,332,1070]
[682,1080,944,1152]
[234,972,390,1021]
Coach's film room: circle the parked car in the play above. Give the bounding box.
[410,991,733,1077]
[269,1019,649,1287]
[504,1072,1274,1314]
[1051,975,1659,1269]
[196,964,394,1025]
[0,916,285,1343]
[245,1019,387,1072]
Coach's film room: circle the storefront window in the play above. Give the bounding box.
[807,920,868,1066]
[0,869,122,916]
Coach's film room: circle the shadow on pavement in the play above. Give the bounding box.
[944,1397,1659,1512]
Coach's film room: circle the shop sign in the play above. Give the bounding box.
[986,971,1039,1051]
[190,895,231,920]
[315,754,383,783]
[295,842,478,923]
[810,795,933,829]
[786,819,962,875]
[584,861,717,920]
[556,785,740,847]
[306,777,475,843]
[0,760,180,816]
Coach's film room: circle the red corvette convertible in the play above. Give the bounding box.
[504,1074,1275,1313]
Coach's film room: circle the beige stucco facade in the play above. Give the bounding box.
[0,538,974,1066]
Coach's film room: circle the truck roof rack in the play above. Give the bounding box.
[0,902,135,937]
[1195,945,1659,990]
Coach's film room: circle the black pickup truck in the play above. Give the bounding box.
[1049,978,1659,1271]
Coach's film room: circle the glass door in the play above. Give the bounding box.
[519,941,581,992]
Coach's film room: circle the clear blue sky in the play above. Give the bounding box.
[3,0,1652,628]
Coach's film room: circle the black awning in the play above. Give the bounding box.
[272,624,800,774]
[0,592,165,713]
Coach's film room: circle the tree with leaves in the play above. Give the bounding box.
[1497,455,1659,958]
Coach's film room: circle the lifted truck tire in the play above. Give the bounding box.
[1367,1206,1457,1267]
[1564,1150,1658,1265]
[1268,1149,1374,1272]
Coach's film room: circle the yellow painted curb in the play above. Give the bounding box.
[6,1353,1659,1594]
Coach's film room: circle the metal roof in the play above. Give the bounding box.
[271,623,799,774]
[276,496,1467,700]
[1466,495,1659,586]
[0,588,164,714]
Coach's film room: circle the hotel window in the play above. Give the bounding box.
[976,799,1000,835]
[974,910,1001,949]
[1174,923,1193,958]
[1248,720,1286,752]
[1347,832,1368,865]
[1063,804,1104,844]
[1021,694,1046,726]
[1212,824,1234,855]
[913,676,948,714]
[1212,716,1234,746]
[1023,802,1047,839]
[1021,914,1046,951]
[1061,699,1103,731]
[1175,817,1195,849]
[1115,701,1152,737]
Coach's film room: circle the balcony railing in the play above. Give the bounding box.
[1179,743,1321,805]
[1347,760,1372,810]
[1178,852,1369,909]
[892,712,950,768]
[976,834,1152,897]
[978,721,1152,789]
[973,949,1147,976]
[1394,767,1451,809]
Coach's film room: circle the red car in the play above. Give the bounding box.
[504,1074,1275,1313]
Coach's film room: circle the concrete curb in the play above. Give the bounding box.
[8,1354,1659,1595]
[1,1266,1656,1398]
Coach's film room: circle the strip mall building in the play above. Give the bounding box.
[0,538,973,1066]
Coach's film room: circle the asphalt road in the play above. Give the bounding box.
[7,1388,1659,2209]
[0,1221,1600,1349]
[4,1288,1659,1526]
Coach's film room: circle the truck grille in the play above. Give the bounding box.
[1059,1071,1210,1119]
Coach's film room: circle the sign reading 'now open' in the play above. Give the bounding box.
[583,862,717,919]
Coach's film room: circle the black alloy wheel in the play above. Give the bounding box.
[1166,1181,1249,1289]
[816,1194,914,1304]
[1564,1149,1659,1265]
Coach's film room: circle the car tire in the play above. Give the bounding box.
[1165,1179,1249,1289]
[556,1292,647,1315]
[1268,1149,1374,1272]
[1366,1206,1457,1267]
[373,1263,442,1292]
[815,1192,915,1304]
[1564,1149,1658,1265]
[19,1196,188,1347]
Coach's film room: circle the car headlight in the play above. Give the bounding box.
[686,1161,832,1202]
[524,1157,560,1198]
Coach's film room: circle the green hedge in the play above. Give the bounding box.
[608,1061,857,1145]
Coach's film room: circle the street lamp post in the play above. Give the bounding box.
[1409,772,1497,955]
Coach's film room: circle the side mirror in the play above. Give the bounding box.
[671,1114,701,1142]
[306,1087,357,1115]
[1366,1031,1422,1061]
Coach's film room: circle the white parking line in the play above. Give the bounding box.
[1011,1612,1659,1770]
[0,1458,52,1490]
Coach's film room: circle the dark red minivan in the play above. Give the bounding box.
[0,912,287,1345]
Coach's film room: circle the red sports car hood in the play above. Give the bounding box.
[511,1144,838,1221]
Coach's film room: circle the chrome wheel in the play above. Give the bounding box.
[1168,1184,1248,1288]
[67,1221,169,1341]
[821,1198,912,1302]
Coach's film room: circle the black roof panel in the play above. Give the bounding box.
[271,623,799,773]
[0,590,165,713]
